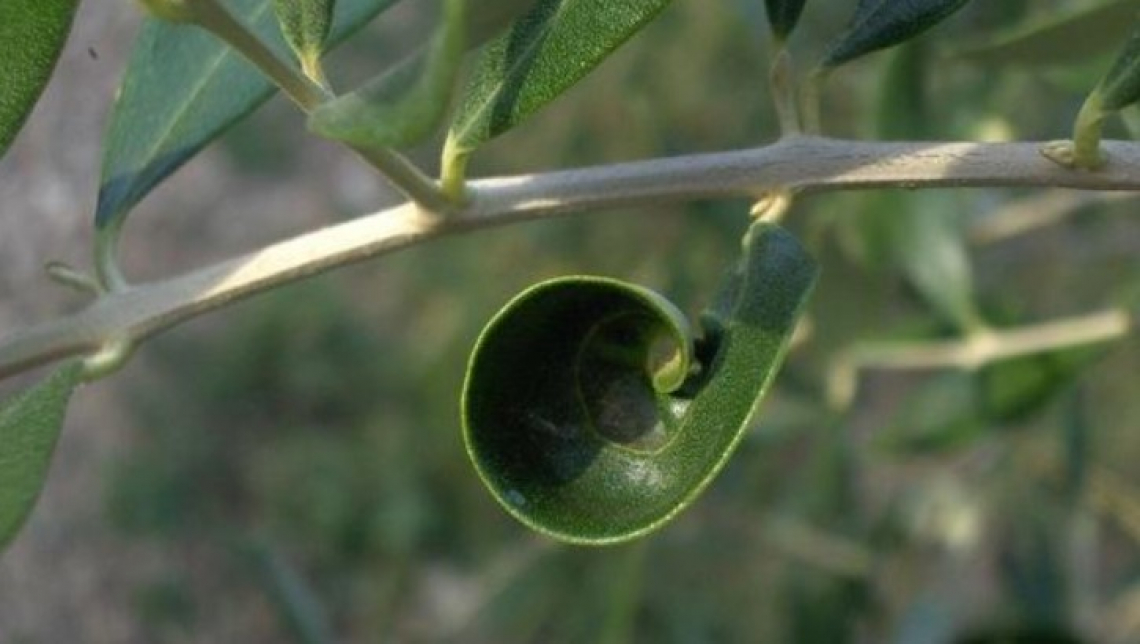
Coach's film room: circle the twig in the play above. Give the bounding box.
[827,308,1132,409]
[5,137,1140,381]
[969,190,1133,245]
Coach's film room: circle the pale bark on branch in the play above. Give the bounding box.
[3,137,1139,380]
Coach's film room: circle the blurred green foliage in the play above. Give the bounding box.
[103,0,1140,641]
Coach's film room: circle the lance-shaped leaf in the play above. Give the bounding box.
[462,222,818,544]
[0,0,80,159]
[445,0,674,169]
[273,0,336,79]
[822,0,972,68]
[764,0,808,42]
[1090,21,1140,112]
[308,0,464,149]
[96,0,404,231]
[1042,20,1140,170]
[0,362,83,551]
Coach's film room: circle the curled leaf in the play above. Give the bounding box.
[462,223,818,544]
[0,361,83,552]
[822,0,972,68]
[273,0,336,80]
[764,0,808,42]
[308,0,464,148]
[0,0,80,159]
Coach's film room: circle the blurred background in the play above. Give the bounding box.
[1,0,1140,641]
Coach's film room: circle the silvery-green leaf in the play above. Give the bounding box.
[308,0,464,148]
[96,0,403,230]
[0,362,83,551]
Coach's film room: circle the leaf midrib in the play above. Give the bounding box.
[451,0,571,148]
[102,2,276,221]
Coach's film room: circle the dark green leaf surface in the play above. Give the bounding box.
[0,0,80,159]
[308,0,464,148]
[0,362,82,551]
[273,0,335,65]
[764,0,808,41]
[1093,21,1140,111]
[446,0,674,162]
[96,0,402,229]
[462,223,818,544]
[822,0,972,68]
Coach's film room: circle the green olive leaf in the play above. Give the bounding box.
[0,361,83,552]
[0,0,80,159]
[96,0,403,231]
[822,0,972,69]
[444,0,675,169]
[272,0,335,74]
[462,222,818,544]
[950,0,1137,69]
[764,0,808,41]
[1091,20,1140,112]
[308,0,464,148]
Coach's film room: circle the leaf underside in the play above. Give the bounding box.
[0,362,83,551]
[96,0,403,230]
[308,0,465,149]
